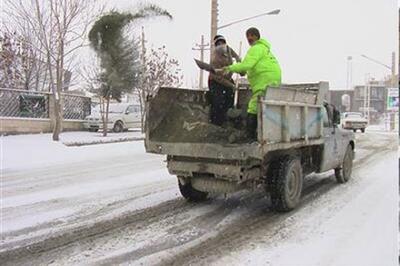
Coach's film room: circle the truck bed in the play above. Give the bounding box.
[145,82,328,161]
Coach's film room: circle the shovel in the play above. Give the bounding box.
[194,59,236,89]
[194,59,216,74]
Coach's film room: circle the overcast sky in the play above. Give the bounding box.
[106,0,397,89]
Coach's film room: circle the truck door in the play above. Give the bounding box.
[320,106,340,172]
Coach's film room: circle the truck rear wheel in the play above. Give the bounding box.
[178,178,208,202]
[268,156,303,212]
[335,145,353,183]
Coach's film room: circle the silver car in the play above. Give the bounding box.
[84,103,141,132]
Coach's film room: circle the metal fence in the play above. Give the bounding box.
[0,88,50,118]
[63,94,91,120]
[0,88,91,120]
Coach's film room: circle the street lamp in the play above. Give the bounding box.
[210,0,280,60]
[218,9,281,30]
[361,53,396,87]
[361,54,391,70]
[360,53,397,127]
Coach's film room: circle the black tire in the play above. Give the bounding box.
[268,156,303,212]
[113,121,124,133]
[353,129,357,133]
[178,178,208,202]
[88,128,98,132]
[335,145,353,183]
[361,128,365,133]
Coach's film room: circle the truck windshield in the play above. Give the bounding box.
[346,113,363,119]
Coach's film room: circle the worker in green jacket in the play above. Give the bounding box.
[217,27,282,140]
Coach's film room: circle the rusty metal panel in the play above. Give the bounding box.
[307,107,323,138]
[266,86,318,105]
[147,142,263,160]
[261,104,283,143]
[168,160,261,182]
[288,106,302,140]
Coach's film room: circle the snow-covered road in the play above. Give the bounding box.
[1,131,398,265]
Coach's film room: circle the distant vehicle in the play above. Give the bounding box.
[84,103,141,133]
[341,112,368,133]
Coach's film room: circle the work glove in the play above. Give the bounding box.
[215,68,230,76]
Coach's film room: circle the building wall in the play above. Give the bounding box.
[352,85,387,113]
[329,90,354,112]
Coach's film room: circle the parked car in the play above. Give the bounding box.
[84,103,141,132]
[341,112,368,133]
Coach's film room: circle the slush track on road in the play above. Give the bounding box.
[1,132,397,266]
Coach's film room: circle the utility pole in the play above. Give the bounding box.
[363,74,371,124]
[233,41,243,107]
[210,0,219,61]
[192,35,210,89]
[391,51,396,87]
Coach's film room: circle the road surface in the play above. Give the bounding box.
[1,130,398,266]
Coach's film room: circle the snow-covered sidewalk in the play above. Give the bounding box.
[2,131,145,172]
[60,130,144,146]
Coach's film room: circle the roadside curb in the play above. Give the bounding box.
[63,137,144,147]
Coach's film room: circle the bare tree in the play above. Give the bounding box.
[4,0,104,141]
[0,29,50,91]
[137,44,183,132]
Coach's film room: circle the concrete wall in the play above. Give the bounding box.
[0,88,90,135]
[0,117,84,135]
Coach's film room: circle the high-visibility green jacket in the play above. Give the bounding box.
[226,38,282,114]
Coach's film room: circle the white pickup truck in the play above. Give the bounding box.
[341,112,368,133]
[145,82,355,212]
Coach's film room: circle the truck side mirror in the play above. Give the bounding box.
[333,108,341,126]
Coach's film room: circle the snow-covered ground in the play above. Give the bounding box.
[0,129,398,265]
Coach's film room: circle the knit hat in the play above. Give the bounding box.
[214,35,226,45]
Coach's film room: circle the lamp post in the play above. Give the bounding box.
[217,9,281,30]
[361,53,396,87]
[361,53,398,129]
[209,0,280,60]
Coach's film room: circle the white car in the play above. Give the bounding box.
[84,103,141,132]
[341,112,368,133]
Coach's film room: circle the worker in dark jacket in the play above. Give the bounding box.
[208,35,241,126]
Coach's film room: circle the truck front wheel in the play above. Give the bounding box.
[268,157,303,212]
[335,145,353,183]
[178,178,208,202]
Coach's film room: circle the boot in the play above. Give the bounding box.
[246,114,258,141]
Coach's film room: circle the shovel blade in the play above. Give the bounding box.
[194,59,216,74]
